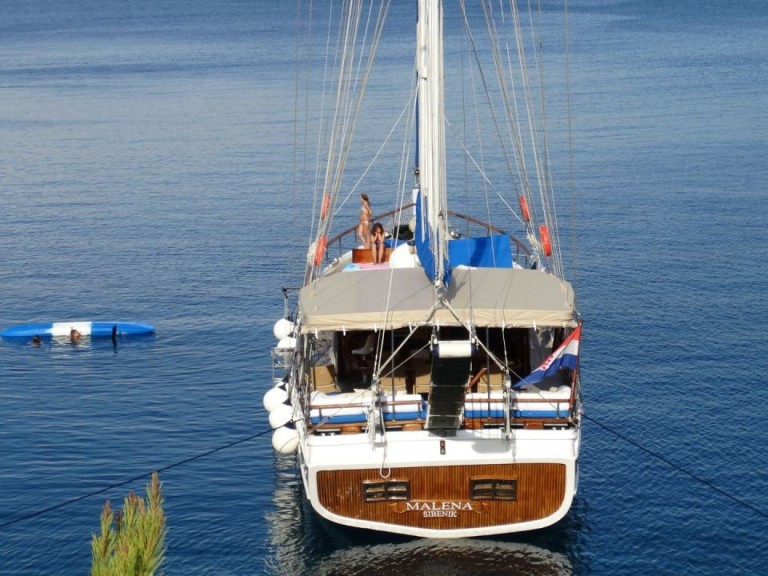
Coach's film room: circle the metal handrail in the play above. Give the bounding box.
[325,202,531,263]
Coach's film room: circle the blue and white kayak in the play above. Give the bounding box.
[0,321,156,339]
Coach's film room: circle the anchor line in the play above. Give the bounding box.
[584,413,768,521]
[0,428,273,530]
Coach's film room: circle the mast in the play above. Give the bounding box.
[416,0,449,288]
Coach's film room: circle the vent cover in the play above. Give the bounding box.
[362,480,410,502]
[470,478,518,501]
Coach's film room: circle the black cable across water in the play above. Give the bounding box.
[583,414,768,521]
[0,429,273,530]
[2,416,766,530]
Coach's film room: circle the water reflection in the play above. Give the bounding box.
[266,456,580,576]
[313,538,572,576]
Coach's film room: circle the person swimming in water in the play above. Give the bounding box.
[70,328,81,343]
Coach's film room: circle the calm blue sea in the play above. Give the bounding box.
[1,0,767,574]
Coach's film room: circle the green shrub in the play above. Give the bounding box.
[90,472,166,576]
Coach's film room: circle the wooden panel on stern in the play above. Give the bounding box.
[317,463,566,529]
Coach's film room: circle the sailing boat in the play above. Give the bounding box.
[266,0,582,537]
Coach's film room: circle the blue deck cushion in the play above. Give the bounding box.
[310,411,367,424]
[309,392,425,425]
[512,409,567,418]
[464,388,571,420]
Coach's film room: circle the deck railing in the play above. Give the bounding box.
[323,203,532,267]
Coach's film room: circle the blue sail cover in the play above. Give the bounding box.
[415,190,513,285]
[414,189,451,285]
[448,234,513,268]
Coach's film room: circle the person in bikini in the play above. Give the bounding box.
[371,222,386,264]
[358,193,372,248]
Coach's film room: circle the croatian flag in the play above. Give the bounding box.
[513,326,582,389]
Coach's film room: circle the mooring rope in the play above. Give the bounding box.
[3,413,767,530]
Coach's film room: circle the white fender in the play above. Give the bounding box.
[273,318,294,340]
[272,425,300,454]
[269,403,294,429]
[263,386,289,411]
[276,336,296,351]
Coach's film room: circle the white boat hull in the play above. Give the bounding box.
[297,427,579,537]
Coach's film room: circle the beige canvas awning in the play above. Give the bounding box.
[298,267,577,333]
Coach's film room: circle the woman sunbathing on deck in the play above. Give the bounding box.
[371,222,386,264]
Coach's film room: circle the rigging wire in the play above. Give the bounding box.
[292,0,303,232]
[307,0,334,249]
[334,86,417,216]
[527,0,566,279]
[459,0,522,203]
[316,3,388,273]
[563,0,580,292]
[461,13,494,241]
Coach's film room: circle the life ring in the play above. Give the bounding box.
[314,235,327,266]
[539,225,552,257]
[320,194,331,220]
[519,196,531,222]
